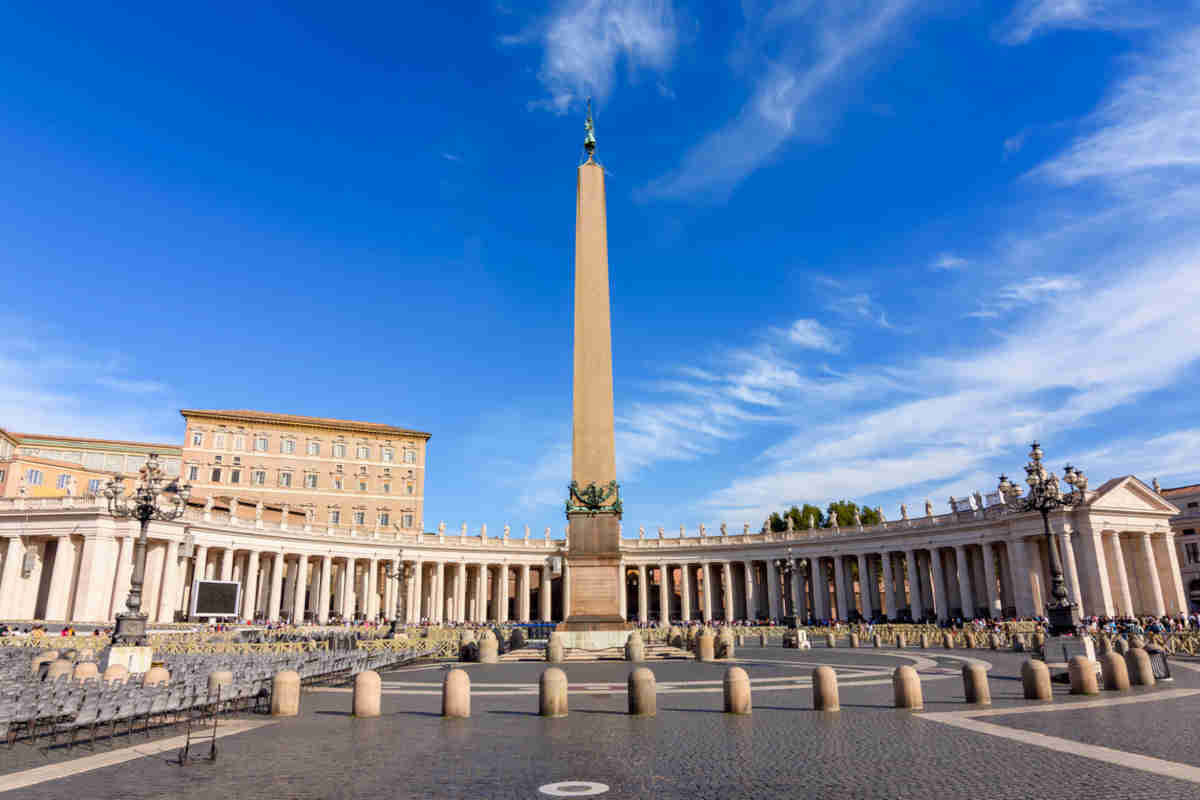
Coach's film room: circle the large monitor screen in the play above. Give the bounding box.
[191,580,241,617]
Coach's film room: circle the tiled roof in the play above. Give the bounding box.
[11,432,180,452]
[1162,483,1200,496]
[180,409,431,439]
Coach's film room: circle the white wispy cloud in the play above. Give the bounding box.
[965,274,1083,318]
[504,0,680,114]
[441,152,462,162]
[931,253,969,270]
[96,376,167,394]
[999,0,1164,44]
[786,319,839,351]
[643,0,918,199]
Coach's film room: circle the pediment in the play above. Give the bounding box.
[1089,476,1180,514]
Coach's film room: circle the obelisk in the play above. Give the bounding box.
[560,102,630,649]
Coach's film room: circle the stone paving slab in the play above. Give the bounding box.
[3,649,1198,800]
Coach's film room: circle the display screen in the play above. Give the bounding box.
[193,580,240,616]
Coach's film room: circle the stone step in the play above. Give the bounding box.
[497,644,694,662]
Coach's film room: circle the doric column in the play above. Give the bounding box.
[243,550,261,620]
[880,552,895,620]
[562,561,570,622]
[341,558,355,619]
[638,564,649,623]
[269,552,285,622]
[742,561,755,620]
[954,545,974,618]
[153,538,181,623]
[458,562,469,623]
[724,562,736,622]
[929,549,947,621]
[0,537,24,619]
[856,553,873,619]
[981,542,1001,617]
[659,564,671,622]
[220,548,234,581]
[765,560,781,619]
[904,550,922,620]
[832,556,849,621]
[541,564,552,621]
[496,564,509,623]
[410,560,423,622]
[1140,533,1166,616]
[679,563,692,622]
[1007,538,1036,616]
[45,535,76,621]
[71,536,107,622]
[292,555,308,623]
[618,564,628,620]
[1158,533,1188,615]
[1058,532,1082,608]
[699,562,712,622]
[318,555,332,623]
[518,563,530,622]
[797,559,813,620]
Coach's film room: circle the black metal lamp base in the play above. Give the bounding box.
[112,612,149,647]
[1046,602,1082,636]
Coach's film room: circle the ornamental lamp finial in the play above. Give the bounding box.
[583,97,596,159]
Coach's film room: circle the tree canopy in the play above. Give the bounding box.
[768,500,880,531]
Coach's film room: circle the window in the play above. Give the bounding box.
[382,447,394,462]
[84,453,104,470]
[26,469,43,485]
[188,465,199,481]
[214,433,225,449]
[383,483,390,494]
[333,443,346,458]
[334,477,344,490]
[329,510,341,525]
[214,455,222,464]
[210,468,222,483]
[335,464,343,473]
[305,473,318,489]
[403,449,416,464]
[402,514,414,529]
[233,456,241,465]
[383,467,391,476]
[354,511,366,526]
[0,469,5,482]
[359,481,367,492]
[356,445,369,459]
[234,435,245,451]
[307,441,319,456]
[359,465,368,475]
[379,512,389,526]
[56,474,70,489]
[252,471,266,486]
[280,472,292,488]
[407,483,415,495]
[1189,501,1199,509]
[1186,542,1200,565]
[230,469,241,484]
[104,455,123,472]
[87,478,101,494]
[191,431,203,447]
[254,436,268,452]
[282,439,296,454]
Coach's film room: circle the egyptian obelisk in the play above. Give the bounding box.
[559,102,630,649]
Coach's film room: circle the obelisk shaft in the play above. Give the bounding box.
[571,160,617,488]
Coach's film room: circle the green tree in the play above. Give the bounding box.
[825,500,882,527]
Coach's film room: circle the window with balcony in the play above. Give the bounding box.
[402,514,414,529]
[354,511,366,526]
[26,469,43,485]
[379,512,390,526]
[56,474,70,489]
[88,478,101,494]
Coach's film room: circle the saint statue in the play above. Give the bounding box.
[255,500,264,521]
[786,516,794,533]
[503,524,510,539]
[900,503,908,520]
[524,525,530,540]
[657,526,665,539]
[638,526,645,539]
[925,499,934,516]
[699,523,706,537]
[204,495,215,513]
[720,522,728,536]
[743,523,750,535]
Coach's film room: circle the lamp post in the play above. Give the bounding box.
[103,454,191,646]
[997,441,1088,635]
[382,562,412,635]
[774,547,795,624]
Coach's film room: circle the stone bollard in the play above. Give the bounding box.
[1130,634,1146,650]
[962,663,991,705]
[1100,651,1130,690]
[723,667,752,715]
[989,633,1000,650]
[45,659,73,682]
[102,663,129,683]
[737,634,745,647]
[1067,656,1099,695]
[669,626,684,648]
[478,630,499,664]
[1021,659,1052,700]
[1012,633,1026,652]
[442,668,471,718]
[143,665,170,687]
[1097,636,1112,656]
[1114,637,1130,656]
[696,631,715,662]
[895,633,906,648]
[271,670,301,717]
[759,632,768,647]
[208,669,233,704]
[547,633,565,663]
[826,633,836,648]
[73,661,100,682]
[625,631,645,662]
[1125,648,1155,687]
[942,633,955,650]
[628,667,657,717]
[920,633,932,649]
[718,631,735,659]
[539,667,568,718]
[873,634,882,648]
[893,665,923,709]
[353,670,382,717]
[849,633,860,648]
[813,666,840,711]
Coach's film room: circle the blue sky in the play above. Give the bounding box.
[3,1,1199,536]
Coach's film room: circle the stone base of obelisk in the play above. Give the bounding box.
[559,513,631,650]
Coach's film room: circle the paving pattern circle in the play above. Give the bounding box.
[538,780,610,796]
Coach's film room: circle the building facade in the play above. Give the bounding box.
[0,473,1186,625]
[1163,483,1200,611]
[0,427,181,499]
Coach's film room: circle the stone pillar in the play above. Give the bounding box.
[242,550,260,620]
[619,564,628,620]
[154,538,181,623]
[930,549,947,622]
[788,561,802,621]
[905,550,923,620]
[541,564,553,621]
[268,552,284,622]
[458,562,469,623]
[410,560,423,622]
[292,554,308,624]
[494,564,506,623]
[0,537,24,618]
[383,560,395,621]
[701,562,713,622]
[341,558,355,619]
[766,560,781,619]
[519,563,531,622]
[742,561,755,620]
[638,564,649,624]
[955,545,974,618]
[366,558,378,621]
[1139,533,1166,616]
[318,555,332,623]
[795,559,811,620]
[680,563,692,622]
[832,556,848,621]
[812,559,830,620]
[1007,538,1036,616]
[220,548,234,581]
[562,561,570,622]
[1157,533,1188,615]
[880,552,896,621]
[1059,532,1083,609]
[982,542,1001,618]
[659,564,671,623]
[45,535,75,621]
[74,535,112,622]
[1106,534,1133,615]
[856,553,873,619]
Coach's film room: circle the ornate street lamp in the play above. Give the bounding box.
[997,441,1088,635]
[382,562,413,635]
[104,454,191,646]
[774,547,795,623]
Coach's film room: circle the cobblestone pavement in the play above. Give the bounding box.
[4,647,1199,800]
